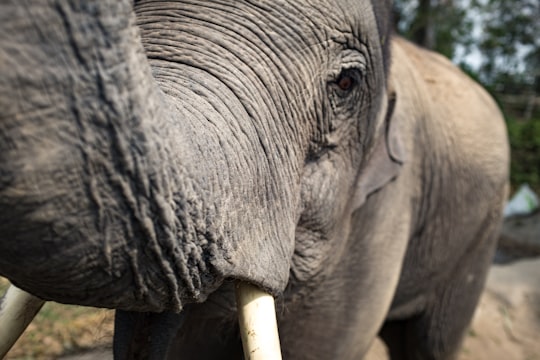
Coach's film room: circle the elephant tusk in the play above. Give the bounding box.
[0,285,45,358]
[235,282,282,360]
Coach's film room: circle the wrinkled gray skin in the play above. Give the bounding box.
[0,0,508,359]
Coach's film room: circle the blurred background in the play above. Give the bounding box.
[394,0,540,193]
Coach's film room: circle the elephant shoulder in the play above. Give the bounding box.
[392,37,509,195]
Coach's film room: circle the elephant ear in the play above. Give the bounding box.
[353,84,407,209]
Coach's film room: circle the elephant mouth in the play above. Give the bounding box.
[0,282,283,359]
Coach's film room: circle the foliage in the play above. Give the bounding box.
[394,0,539,95]
[394,0,540,193]
[477,0,540,92]
[393,0,475,59]
[506,116,540,193]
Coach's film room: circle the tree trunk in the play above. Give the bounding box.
[411,0,436,49]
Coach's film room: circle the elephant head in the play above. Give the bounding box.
[0,0,403,357]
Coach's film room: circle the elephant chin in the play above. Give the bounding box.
[0,282,283,359]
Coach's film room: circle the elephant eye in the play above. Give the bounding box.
[331,68,360,96]
[336,73,355,91]
[327,50,366,100]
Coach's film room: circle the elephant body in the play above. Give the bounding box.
[0,1,508,359]
[159,38,509,360]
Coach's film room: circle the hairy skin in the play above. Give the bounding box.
[0,0,508,359]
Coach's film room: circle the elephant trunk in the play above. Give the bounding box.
[0,0,295,313]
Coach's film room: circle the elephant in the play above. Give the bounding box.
[0,0,509,359]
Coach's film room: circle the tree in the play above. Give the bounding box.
[476,0,539,122]
[393,0,475,59]
[395,0,540,191]
[477,0,539,88]
[395,0,539,114]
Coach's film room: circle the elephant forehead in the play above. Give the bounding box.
[135,0,387,137]
[135,0,382,50]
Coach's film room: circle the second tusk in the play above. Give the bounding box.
[236,282,282,360]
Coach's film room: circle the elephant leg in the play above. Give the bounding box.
[114,310,185,360]
[114,306,243,360]
[381,220,500,360]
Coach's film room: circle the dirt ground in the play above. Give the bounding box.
[4,258,540,359]
[367,258,540,360]
[459,258,540,360]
